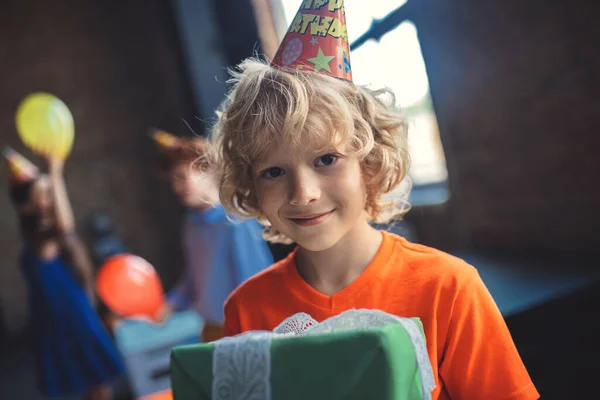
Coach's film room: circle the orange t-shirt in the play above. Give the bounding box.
[224,231,540,400]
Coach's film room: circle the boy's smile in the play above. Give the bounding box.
[286,209,335,227]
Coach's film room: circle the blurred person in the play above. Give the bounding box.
[151,130,273,341]
[4,147,125,400]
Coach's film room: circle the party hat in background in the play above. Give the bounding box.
[150,128,181,153]
[2,146,39,184]
[272,0,352,81]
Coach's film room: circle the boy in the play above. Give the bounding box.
[211,1,539,399]
[152,130,273,341]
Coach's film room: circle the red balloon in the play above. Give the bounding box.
[96,254,165,321]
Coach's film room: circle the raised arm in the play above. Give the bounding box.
[46,157,95,299]
[47,157,75,234]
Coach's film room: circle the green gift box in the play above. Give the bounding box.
[170,310,435,400]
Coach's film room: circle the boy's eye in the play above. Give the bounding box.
[315,154,338,167]
[262,167,284,179]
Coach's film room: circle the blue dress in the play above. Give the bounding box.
[167,205,274,324]
[20,248,125,398]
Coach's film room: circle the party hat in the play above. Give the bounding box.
[272,0,352,81]
[151,128,181,153]
[2,146,39,184]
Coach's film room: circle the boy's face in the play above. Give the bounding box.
[170,162,218,210]
[252,139,367,252]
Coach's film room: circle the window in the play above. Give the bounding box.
[277,0,449,204]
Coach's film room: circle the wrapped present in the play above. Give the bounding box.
[170,309,435,400]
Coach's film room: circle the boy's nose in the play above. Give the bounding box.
[289,170,321,206]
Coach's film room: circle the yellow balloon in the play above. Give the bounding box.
[15,92,74,159]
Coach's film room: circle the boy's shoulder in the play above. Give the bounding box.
[226,233,480,310]
[384,231,478,286]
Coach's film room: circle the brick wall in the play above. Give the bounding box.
[410,0,600,255]
[0,0,196,333]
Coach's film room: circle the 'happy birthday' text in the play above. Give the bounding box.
[300,0,344,12]
[289,13,348,41]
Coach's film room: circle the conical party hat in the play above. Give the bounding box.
[272,0,352,81]
[2,146,39,184]
[151,129,181,153]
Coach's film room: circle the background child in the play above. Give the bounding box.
[151,130,273,341]
[4,147,124,400]
[210,1,539,399]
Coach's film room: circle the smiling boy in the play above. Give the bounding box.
[210,1,539,399]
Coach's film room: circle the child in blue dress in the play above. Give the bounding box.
[4,147,125,400]
[151,130,274,341]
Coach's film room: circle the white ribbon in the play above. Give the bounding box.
[213,331,273,400]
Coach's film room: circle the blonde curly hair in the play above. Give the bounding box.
[212,58,411,243]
